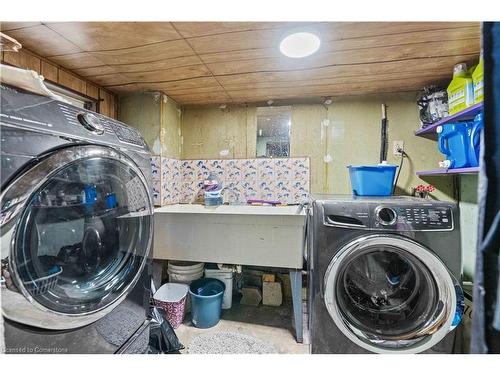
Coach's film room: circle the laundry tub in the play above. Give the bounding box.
[153,283,189,329]
[347,164,398,196]
[189,278,225,329]
[205,266,234,309]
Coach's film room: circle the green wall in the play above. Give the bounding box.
[118,92,181,157]
[119,92,161,154]
[181,93,455,200]
[459,174,479,281]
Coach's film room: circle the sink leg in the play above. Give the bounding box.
[290,268,303,343]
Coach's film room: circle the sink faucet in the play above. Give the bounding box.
[221,187,241,205]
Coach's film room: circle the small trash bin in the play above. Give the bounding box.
[189,278,225,329]
[153,283,189,329]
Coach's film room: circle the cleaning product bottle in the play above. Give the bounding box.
[436,123,471,169]
[472,53,484,104]
[203,172,223,206]
[467,112,484,167]
[447,63,474,115]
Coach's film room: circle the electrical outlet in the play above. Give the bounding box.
[393,140,404,157]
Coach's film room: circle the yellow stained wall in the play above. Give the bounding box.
[181,93,455,201]
[119,92,160,153]
[160,97,182,158]
[118,92,181,158]
[181,106,256,159]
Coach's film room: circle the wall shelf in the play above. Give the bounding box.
[416,167,480,176]
[415,102,484,140]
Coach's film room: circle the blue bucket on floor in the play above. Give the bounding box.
[347,164,398,196]
[189,278,225,329]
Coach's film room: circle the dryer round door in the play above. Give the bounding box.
[1,145,153,329]
[323,234,463,354]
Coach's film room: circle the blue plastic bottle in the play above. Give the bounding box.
[436,123,471,168]
[467,112,484,167]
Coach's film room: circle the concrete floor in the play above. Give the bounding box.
[175,297,310,354]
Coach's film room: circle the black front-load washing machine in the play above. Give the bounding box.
[0,84,154,353]
[308,195,464,354]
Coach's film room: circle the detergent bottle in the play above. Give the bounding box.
[436,123,471,169]
[472,53,484,104]
[467,112,484,167]
[447,63,474,115]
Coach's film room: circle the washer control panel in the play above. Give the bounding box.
[374,205,454,230]
[77,112,105,134]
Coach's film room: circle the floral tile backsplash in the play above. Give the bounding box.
[150,156,310,206]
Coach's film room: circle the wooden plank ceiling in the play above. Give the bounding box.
[1,22,481,105]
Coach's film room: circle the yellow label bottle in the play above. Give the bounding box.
[447,63,474,114]
[472,54,484,104]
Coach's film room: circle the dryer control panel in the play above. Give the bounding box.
[375,205,454,230]
[0,84,147,151]
[320,197,455,232]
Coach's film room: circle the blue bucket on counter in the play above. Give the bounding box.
[189,278,225,329]
[347,164,398,196]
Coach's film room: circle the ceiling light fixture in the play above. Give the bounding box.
[279,32,321,58]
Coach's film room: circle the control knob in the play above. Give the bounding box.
[376,207,397,225]
[77,113,105,134]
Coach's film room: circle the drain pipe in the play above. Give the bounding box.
[380,104,388,163]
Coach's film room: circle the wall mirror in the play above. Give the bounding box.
[256,106,291,158]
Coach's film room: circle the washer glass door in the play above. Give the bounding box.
[4,147,152,319]
[324,235,461,353]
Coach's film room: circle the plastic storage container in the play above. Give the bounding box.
[189,278,225,329]
[204,172,223,206]
[204,266,234,309]
[447,63,474,115]
[467,112,484,167]
[472,54,484,104]
[347,164,398,196]
[152,283,189,329]
[437,123,471,168]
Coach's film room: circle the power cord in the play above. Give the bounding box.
[393,148,408,194]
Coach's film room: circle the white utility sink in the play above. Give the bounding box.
[154,203,304,216]
[153,203,306,268]
[153,202,307,343]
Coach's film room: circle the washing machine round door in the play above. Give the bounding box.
[0,145,153,329]
[323,234,463,354]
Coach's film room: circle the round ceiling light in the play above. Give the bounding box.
[279,32,321,58]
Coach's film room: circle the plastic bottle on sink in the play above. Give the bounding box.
[203,172,223,206]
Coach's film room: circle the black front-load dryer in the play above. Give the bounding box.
[308,195,464,354]
[1,84,154,353]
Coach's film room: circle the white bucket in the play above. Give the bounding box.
[167,261,204,283]
[204,268,234,309]
[168,261,204,274]
[168,270,204,284]
[167,261,204,313]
